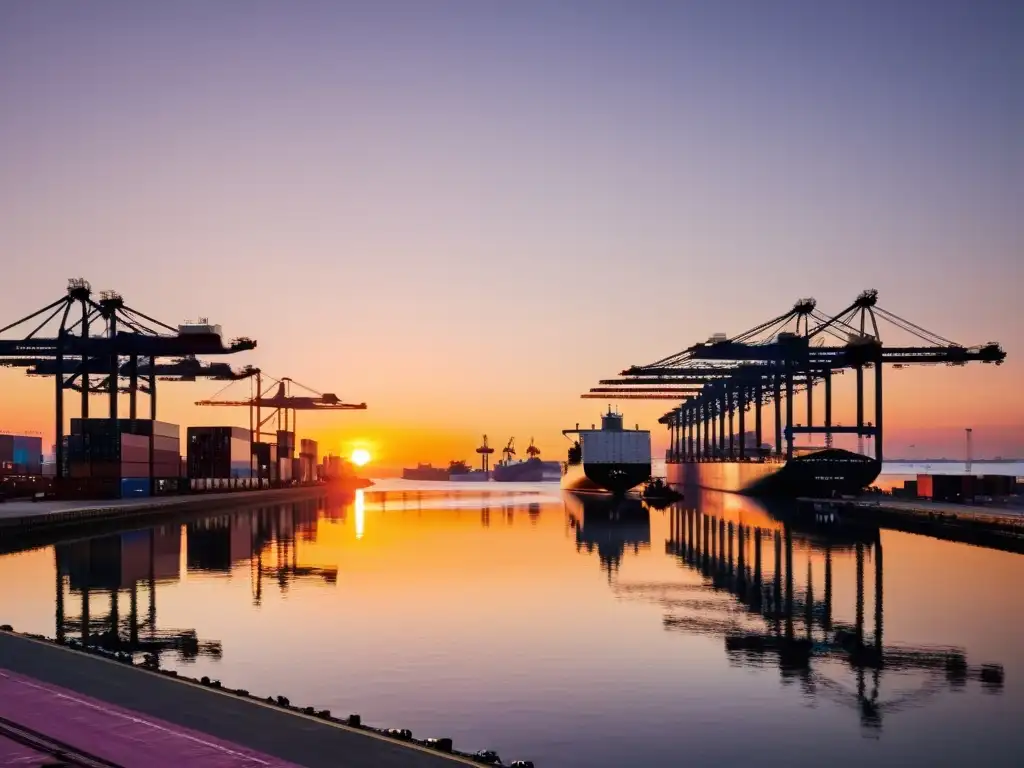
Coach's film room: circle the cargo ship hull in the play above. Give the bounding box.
[561,460,652,496]
[448,471,490,482]
[667,449,881,498]
[492,459,544,482]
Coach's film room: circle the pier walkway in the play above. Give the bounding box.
[0,632,470,768]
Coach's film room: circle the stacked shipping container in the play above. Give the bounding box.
[916,473,1020,503]
[252,442,272,481]
[299,438,318,483]
[0,434,43,476]
[187,426,252,480]
[276,430,295,483]
[63,419,181,498]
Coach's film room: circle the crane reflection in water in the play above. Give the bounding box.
[568,489,1006,732]
[55,526,222,663]
[53,497,345,659]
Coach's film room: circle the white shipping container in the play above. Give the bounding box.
[580,431,651,464]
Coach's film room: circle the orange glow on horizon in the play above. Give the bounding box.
[0,351,1020,467]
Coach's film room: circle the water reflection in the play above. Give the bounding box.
[355,488,366,539]
[2,484,1018,767]
[186,499,338,604]
[53,497,344,660]
[55,528,222,662]
[621,492,1007,732]
[565,493,651,579]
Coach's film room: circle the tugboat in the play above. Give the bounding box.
[641,477,683,508]
[561,408,651,495]
[491,437,545,482]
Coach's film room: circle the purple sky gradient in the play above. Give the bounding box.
[1,1,1020,460]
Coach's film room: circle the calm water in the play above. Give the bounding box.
[1,479,1022,767]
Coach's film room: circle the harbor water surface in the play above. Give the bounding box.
[0,469,1021,767]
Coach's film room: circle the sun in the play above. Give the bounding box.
[351,449,371,467]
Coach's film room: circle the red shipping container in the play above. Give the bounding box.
[153,448,180,463]
[918,473,976,502]
[153,435,180,452]
[120,446,150,464]
[120,461,150,479]
[152,462,181,479]
[119,436,149,454]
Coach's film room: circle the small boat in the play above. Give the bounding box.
[642,477,682,503]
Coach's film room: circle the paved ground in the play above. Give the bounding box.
[0,633,470,768]
[0,732,48,766]
[0,667,305,767]
[846,497,1024,522]
[0,495,209,518]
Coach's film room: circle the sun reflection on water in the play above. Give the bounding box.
[355,488,365,539]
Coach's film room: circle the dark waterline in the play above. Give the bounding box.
[0,480,1021,767]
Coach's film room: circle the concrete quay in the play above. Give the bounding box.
[0,631,481,768]
[0,485,333,532]
[808,496,1024,553]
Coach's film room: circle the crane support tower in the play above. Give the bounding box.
[476,435,495,472]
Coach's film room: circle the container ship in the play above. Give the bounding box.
[401,460,490,482]
[561,408,651,495]
[667,446,881,498]
[491,437,545,482]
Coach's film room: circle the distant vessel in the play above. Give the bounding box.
[403,436,499,482]
[401,463,449,481]
[447,459,489,482]
[561,408,651,495]
[492,437,545,482]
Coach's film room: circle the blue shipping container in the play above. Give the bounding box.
[120,478,151,498]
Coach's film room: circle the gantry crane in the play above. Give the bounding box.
[0,279,256,477]
[588,290,1005,464]
[195,372,366,443]
[500,437,516,464]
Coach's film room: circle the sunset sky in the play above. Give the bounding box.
[0,1,1020,467]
